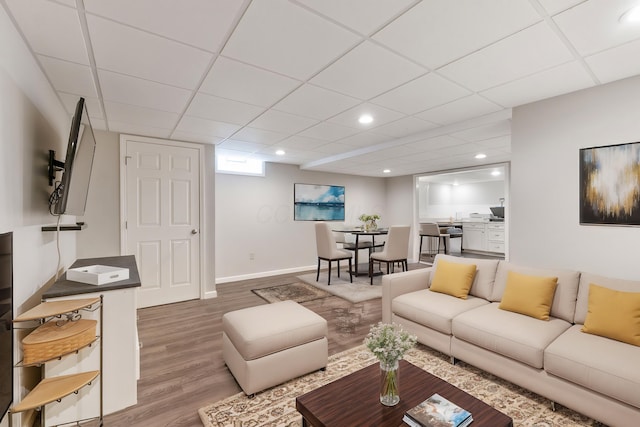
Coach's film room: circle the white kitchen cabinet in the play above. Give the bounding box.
[462,223,485,251]
[463,222,505,254]
[486,223,505,254]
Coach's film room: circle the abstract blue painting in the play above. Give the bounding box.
[294,183,345,221]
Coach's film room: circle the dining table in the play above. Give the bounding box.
[333,228,388,276]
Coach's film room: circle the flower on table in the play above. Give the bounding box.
[358,214,380,222]
[364,322,417,366]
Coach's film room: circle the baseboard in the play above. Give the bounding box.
[215,264,317,284]
[203,289,218,299]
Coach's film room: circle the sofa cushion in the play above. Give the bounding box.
[545,325,640,408]
[491,262,579,323]
[431,254,499,300]
[452,303,571,369]
[430,259,477,299]
[498,271,558,320]
[575,272,640,324]
[392,289,488,335]
[582,284,640,346]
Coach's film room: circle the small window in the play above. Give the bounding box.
[216,155,265,176]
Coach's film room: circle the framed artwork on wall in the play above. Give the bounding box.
[579,141,640,226]
[294,183,345,221]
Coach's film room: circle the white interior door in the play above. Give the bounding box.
[122,136,202,308]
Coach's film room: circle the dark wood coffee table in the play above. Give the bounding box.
[296,360,513,427]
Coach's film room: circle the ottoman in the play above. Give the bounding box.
[222,300,328,396]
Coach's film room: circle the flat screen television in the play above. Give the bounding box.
[0,232,13,420]
[48,97,96,216]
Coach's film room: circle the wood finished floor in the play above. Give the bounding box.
[104,265,426,427]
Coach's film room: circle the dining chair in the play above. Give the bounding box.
[315,222,353,285]
[368,225,410,285]
[419,222,450,257]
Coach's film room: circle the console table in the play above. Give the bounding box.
[41,255,141,425]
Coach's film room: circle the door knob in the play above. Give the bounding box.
[191,229,199,235]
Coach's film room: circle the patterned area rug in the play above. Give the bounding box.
[297,272,382,303]
[251,282,331,304]
[198,344,602,427]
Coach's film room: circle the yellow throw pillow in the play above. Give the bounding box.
[499,271,558,320]
[582,284,640,346]
[429,259,477,299]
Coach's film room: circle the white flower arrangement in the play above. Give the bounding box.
[364,322,417,366]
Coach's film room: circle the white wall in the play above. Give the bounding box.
[215,162,389,280]
[0,7,74,426]
[511,74,640,280]
[76,130,120,259]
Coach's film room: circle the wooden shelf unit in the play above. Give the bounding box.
[8,296,103,427]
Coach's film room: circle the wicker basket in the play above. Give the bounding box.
[22,319,97,365]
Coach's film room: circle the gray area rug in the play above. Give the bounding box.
[251,282,331,304]
[297,272,381,303]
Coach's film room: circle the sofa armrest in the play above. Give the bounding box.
[382,268,432,323]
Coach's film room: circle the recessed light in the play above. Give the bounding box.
[383,169,390,174]
[491,170,501,176]
[620,5,640,23]
[275,149,285,156]
[475,153,487,159]
[358,114,373,124]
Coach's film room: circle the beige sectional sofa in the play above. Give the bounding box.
[382,254,640,427]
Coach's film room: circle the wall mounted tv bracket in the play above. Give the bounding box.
[48,149,64,186]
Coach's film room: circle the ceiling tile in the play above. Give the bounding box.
[217,139,269,153]
[295,0,416,35]
[58,92,104,120]
[416,95,504,125]
[175,115,241,139]
[84,0,245,52]
[231,127,288,144]
[6,0,89,64]
[585,38,640,84]
[536,0,585,16]
[273,84,360,120]
[171,130,223,145]
[336,131,389,147]
[298,122,360,141]
[312,142,353,155]
[87,15,213,89]
[481,61,595,107]
[436,142,484,157]
[328,102,404,129]
[186,93,264,126]
[451,120,511,142]
[200,57,301,107]
[439,22,574,91]
[98,69,192,113]
[372,0,541,69]
[109,121,171,139]
[38,55,97,97]
[371,73,470,115]
[88,118,106,131]
[476,135,510,150]
[372,117,437,139]
[406,135,467,151]
[248,110,319,134]
[53,0,77,7]
[222,0,360,80]
[104,101,179,129]
[311,41,426,99]
[553,0,640,56]
[276,135,328,151]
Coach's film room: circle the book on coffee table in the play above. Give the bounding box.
[404,393,473,427]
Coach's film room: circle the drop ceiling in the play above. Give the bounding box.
[4,0,640,177]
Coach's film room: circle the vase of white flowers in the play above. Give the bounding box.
[358,214,380,232]
[364,322,417,406]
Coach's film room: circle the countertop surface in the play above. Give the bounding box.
[43,255,141,299]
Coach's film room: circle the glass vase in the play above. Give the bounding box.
[379,360,400,406]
